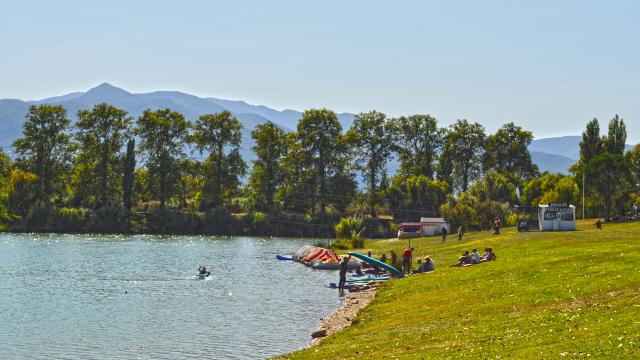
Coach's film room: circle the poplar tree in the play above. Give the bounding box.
[136,109,190,209]
[442,119,486,192]
[347,110,394,216]
[249,121,288,213]
[192,111,246,209]
[13,104,71,202]
[74,103,132,208]
[392,114,442,179]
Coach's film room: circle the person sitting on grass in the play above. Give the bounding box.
[471,248,481,264]
[424,256,435,272]
[412,259,425,274]
[451,251,472,267]
[480,248,496,262]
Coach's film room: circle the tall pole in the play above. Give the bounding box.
[582,172,585,229]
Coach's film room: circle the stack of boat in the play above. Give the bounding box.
[291,246,360,270]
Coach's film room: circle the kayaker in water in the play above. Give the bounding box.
[198,266,209,275]
[338,255,351,290]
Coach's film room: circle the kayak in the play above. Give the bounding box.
[276,255,294,261]
[348,252,403,278]
[312,260,360,270]
[195,272,211,278]
[348,276,389,283]
[325,283,360,290]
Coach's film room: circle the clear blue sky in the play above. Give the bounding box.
[1,0,638,142]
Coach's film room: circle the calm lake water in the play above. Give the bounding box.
[0,233,342,359]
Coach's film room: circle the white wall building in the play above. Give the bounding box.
[419,217,450,236]
[538,203,576,231]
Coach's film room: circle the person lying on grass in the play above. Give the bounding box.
[412,259,425,274]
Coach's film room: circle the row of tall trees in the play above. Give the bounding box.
[0,103,637,234]
[572,116,637,217]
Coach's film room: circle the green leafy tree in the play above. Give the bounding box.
[6,169,38,219]
[175,158,202,210]
[74,103,132,208]
[442,119,486,192]
[122,139,136,210]
[192,111,247,209]
[296,108,347,215]
[136,109,190,209]
[436,131,454,185]
[0,148,13,225]
[585,153,629,216]
[249,121,288,213]
[392,114,443,179]
[539,176,580,205]
[346,110,394,216]
[629,144,640,185]
[278,133,316,213]
[12,105,71,202]
[579,118,602,164]
[469,171,516,205]
[603,114,627,155]
[483,122,538,179]
[382,175,448,222]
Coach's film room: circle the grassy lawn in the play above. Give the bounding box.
[280,221,640,359]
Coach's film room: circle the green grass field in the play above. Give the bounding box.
[280,221,640,359]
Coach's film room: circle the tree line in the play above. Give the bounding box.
[0,103,638,236]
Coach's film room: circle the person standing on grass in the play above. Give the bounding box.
[338,255,351,291]
[457,226,464,242]
[402,248,412,275]
[492,217,501,235]
[441,226,448,243]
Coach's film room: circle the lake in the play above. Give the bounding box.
[0,233,342,359]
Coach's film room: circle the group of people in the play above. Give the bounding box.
[440,226,464,243]
[451,248,496,267]
[400,248,435,275]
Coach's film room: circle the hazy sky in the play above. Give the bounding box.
[1,0,638,142]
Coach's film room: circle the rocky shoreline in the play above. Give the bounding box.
[309,288,377,347]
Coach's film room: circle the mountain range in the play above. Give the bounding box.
[0,83,634,174]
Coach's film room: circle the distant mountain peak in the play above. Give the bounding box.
[84,82,131,97]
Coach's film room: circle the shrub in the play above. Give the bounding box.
[87,206,132,233]
[335,215,365,248]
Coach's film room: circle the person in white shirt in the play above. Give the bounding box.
[471,248,481,264]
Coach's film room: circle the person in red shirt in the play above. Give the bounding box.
[402,248,412,275]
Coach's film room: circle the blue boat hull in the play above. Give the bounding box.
[348,252,403,278]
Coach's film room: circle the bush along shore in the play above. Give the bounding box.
[3,204,397,238]
[280,221,640,359]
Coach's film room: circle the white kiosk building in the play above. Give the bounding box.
[538,203,576,231]
[419,217,450,236]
